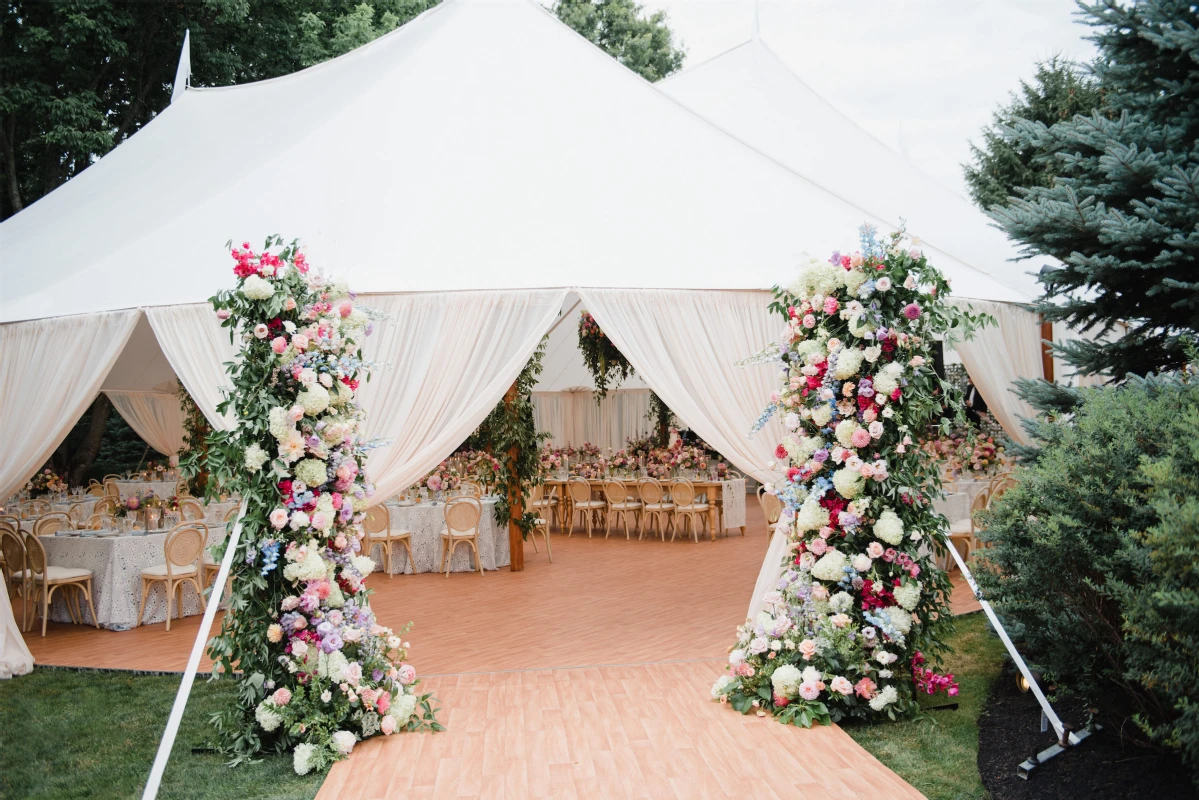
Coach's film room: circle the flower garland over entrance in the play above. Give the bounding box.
[713,227,986,726]
[186,237,440,775]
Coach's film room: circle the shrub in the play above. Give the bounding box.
[976,374,1199,776]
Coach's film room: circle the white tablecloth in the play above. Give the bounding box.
[932,491,970,524]
[719,478,747,530]
[51,497,99,517]
[949,478,991,504]
[0,573,33,679]
[370,498,509,574]
[113,479,179,499]
[35,525,222,630]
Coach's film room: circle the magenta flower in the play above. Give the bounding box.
[903,303,922,320]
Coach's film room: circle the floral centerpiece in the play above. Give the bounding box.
[711,227,983,726]
[919,431,1005,478]
[189,236,440,774]
[578,311,634,398]
[422,461,461,496]
[27,467,66,496]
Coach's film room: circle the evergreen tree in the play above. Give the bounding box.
[963,55,1103,210]
[988,0,1199,381]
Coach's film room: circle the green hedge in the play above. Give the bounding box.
[976,375,1199,778]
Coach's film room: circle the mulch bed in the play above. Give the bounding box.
[977,661,1197,800]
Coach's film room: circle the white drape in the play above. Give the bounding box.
[358,290,568,504]
[0,309,139,498]
[577,289,785,484]
[532,389,653,452]
[104,389,186,458]
[146,305,239,432]
[954,300,1042,447]
[0,574,33,679]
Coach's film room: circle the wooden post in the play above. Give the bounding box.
[504,381,525,572]
[1040,316,1055,383]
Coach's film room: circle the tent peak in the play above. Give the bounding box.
[170,30,191,104]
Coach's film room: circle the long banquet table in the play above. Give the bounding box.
[33,524,225,630]
[542,477,747,541]
[113,478,180,499]
[366,497,509,574]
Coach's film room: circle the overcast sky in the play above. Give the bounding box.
[635,0,1098,197]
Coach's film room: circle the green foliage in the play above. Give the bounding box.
[645,391,674,448]
[577,310,634,399]
[473,337,551,534]
[554,0,685,82]
[986,0,1199,379]
[89,409,153,481]
[178,383,212,495]
[963,55,1103,210]
[976,373,1199,777]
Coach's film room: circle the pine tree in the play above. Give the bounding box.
[963,55,1103,210]
[989,0,1199,381]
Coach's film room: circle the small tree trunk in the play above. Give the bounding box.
[504,382,525,572]
[67,395,112,487]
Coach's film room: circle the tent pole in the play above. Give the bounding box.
[504,380,525,572]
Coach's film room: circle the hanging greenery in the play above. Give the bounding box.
[578,310,633,399]
[473,336,551,536]
[176,383,211,496]
[646,391,675,448]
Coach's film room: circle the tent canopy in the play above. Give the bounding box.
[0,0,1028,324]
[659,36,1044,301]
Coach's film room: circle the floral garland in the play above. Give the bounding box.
[191,236,441,774]
[712,227,983,726]
[578,310,633,398]
[177,383,212,495]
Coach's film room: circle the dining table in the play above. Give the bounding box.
[542,476,747,541]
[112,478,180,500]
[366,496,509,574]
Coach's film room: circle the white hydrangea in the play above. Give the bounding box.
[873,509,905,545]
[833,347,864,379]
[794,339,827,363]
[325,582,345,609]
[885,605,913,635]
[352,554,377,576]
[297,384,331,416]
[873,362,905,397]
[268,407,293,440]
[810,550,848,582]
[795,494,830,532]
[318,650,350,681]
[711,674,735,699]
[842,268,868,295]
[330,730,357,755]
[834,419,860,448]
[791,258,841,296]
[293,742,318,775]
[255,700,283,732]
[283,542,326,583]
[244,444,268,472]
[241,275,275,301]
[294,458,328,487]
[868,685,899,711]
[829,591,854,614]
[342,309,369,330]
[893,582,921,611]
[390,692,417,723]
[832,467,865,499]
[810,404,833,427]
[770,664,803,696]
[848,314,874,339]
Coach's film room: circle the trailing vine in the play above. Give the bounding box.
[578,310,633,399]
[646,391,675,448]
[473,336,551,535]
[176,383,211,495]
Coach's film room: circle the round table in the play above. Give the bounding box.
[113,479,180,500]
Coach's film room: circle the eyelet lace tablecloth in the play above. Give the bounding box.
[948,478,991,504]
[367,498,508,574]
[113,479,179,499]
[932,491,970,524]
[34,525,223,630]
[719,479,747,530]
[51,497,99,517]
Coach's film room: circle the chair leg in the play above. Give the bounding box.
[472,539,483,575]
[84,578,99,629]
[137,578,149,629]
[401,540,413,574]
[194,576,207,612]
[41,583,50,637]
[530,533,539,553]
[165,580,173,632]
[544,528,553,563]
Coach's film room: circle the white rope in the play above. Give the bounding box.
[142,499,248,799]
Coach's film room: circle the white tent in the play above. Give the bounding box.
[0,0,1034,504]
[659,35,1047,443]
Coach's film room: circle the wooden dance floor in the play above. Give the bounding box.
[23,501,983,797]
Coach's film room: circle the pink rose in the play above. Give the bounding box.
[272,688,292,706]
[398,664,417,685]
[215,309,231,320]
[381,715,397,735]
[808,537,829,556]
[376,691,391,714]
[851,428,871,449]
[284,297,297,311]
[802,314,816,329]
[253,323,269,339]
[909,356,925,367]
[269,508,289,529]
[823,297,839,315]
[288,405,304,422]
[903,303,922,320]
[830,676,853,696]
[271,336,287,354]
[339,301,353,318]
[854,677,877,699]
[291,334,309,351]
[798,640,817,661]
[866,542,884,559]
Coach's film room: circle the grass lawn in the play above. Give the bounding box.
[0,668,321,800]
[843,612,1008,800]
